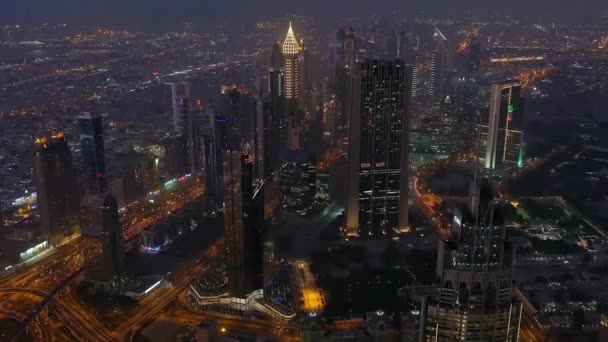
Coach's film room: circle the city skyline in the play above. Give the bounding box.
[0,4,607,342]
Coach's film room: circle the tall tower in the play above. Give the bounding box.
[270,40,284,70]
[172,81,191,135]
[78,112,107,194]
[419,180,522,341]
[483,80,525,174]
[33,133,80,245]
[282,22,300,114]
[267,40,287,165]
[101,194,124,276]
[298,38,309,112]
[223,150,263,298]
[345,60,410,238]
[172,81,199,173]
[430,27,448,100]
[343,26,357,69]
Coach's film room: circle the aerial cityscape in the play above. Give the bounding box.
[1,1,608,341]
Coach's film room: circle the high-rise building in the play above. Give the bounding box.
[101,194,124,276]
[482,80,525,174]
[345,60,410,238]
[298,37,309,112]
[334,26,358,135]
[418,180,522,341]
[172,81,191,135]
[429,28,448,100]
[201,111,220,197]
[78,112,107,194]
[270,41,284,70]
[161,134,188,178]
[84,194,125,284]
[282,23,300,114]
[254,97,281,181]
[223,150,263,298]
[279,149,316,215]
[343,26,357,69]
[172,81,200,173]
[33,133,80,245]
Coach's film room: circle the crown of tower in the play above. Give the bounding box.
[282,22,300,55]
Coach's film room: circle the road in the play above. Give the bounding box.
[0,177,206,341]
[168,308,298,341]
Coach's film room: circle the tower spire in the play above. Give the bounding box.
[283,22,299,54]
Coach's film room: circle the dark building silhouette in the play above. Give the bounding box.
[223,150,263,298]
[78,112,107,194]
[33,133,80,245]
[101,194,124,276]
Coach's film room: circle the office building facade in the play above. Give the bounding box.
[279,149,316,215]
[419,181,522,341]
[430,28,448,100]
[33,133,80,245]
[78,112,107,194]
[483,80,525,174]
[345,60,410,237]
[223,151,263,298]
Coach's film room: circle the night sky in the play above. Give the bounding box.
[1,0,606,26]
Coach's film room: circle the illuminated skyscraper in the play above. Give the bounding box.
[345,60,410,237]
[282,23,300,113]
[483,80,525,173]
[33,133,80,245]
[78,112,107,194]
[223,150,263,298]
[430,28,448,100]
[419,180,522,341]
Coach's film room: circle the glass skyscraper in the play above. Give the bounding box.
[78,112,107,194]
[482,80,525,174]
[345,59,410,237]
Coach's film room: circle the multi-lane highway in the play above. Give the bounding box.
[0,176,208,341]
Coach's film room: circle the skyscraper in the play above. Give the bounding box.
[279,149,316,215]
[345,60,410,238]
[429,28,448,100]
[78,112,107,194]
[419,180,522,341]
[223,150,263,298]
[343,26,357,69]
[33,133,80,245]
[335,26,357,134]
[101,194,124,276]
[483,80,525,174]
[172,81,191,135]
[270,40,284,70]
[172,81,200,173]
[282,23,300,114]
[298,37,309,112]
